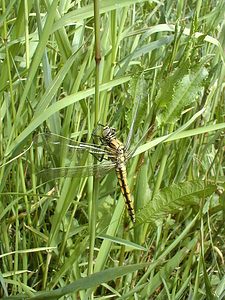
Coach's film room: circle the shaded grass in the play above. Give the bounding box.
[0,0,224,299]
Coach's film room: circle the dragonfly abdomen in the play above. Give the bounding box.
[116,164,135,223]
[101,125,135,223]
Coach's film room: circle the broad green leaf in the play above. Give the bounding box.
[156,57,209,126]
[136,180,217,224]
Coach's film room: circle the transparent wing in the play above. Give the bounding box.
[34,133,115,158]
[33,133,116,181]
[38,161,115,181]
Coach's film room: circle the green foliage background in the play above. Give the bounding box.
[0,0,224,299]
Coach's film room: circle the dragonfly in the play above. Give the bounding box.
[35,123,139,223]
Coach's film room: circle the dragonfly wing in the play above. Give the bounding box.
[38,161,115,181]
[34,133,114,156]
[33,133,118,182]
[33,133,117,170]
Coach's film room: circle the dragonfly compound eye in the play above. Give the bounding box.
[103,126,117,139]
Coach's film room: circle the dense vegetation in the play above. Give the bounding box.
[0,0,224,299]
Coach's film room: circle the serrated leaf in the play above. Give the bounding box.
[136,180,217,224]
[157,65,208,125]
[155,57,209,126]
[155,61,190,108]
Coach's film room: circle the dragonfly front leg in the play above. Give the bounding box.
[91,152,105,162]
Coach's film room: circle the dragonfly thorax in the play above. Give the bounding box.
[101,126,125,158]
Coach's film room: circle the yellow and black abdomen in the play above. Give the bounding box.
[105,135,135,223]
[116,164,135,223]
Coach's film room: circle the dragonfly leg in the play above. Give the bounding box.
[91,152,105,162]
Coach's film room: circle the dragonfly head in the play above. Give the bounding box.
[102,126,117,142]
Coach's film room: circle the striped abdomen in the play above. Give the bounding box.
[116,164,135,223]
